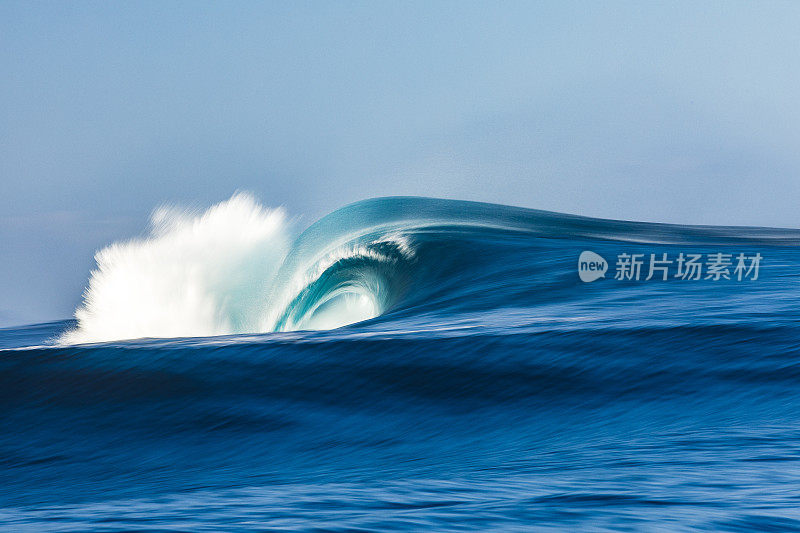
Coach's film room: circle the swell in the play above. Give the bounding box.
[6,324,800,411]
[5,319,800,512]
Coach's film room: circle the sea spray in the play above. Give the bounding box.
[61,193,290,344]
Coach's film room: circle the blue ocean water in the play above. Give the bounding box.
[2,197,800,531]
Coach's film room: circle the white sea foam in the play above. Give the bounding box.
[60,193,291,344]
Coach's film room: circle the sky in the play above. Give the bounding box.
[2,1,800,326]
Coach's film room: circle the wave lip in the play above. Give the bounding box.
[266,234,415,332]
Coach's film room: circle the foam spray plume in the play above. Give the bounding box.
[61,193,407,344]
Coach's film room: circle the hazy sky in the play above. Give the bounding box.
[2,1,800,325]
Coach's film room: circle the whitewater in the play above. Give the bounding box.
[4,194,800,531]
[61,193,414,343]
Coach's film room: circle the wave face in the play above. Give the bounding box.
[4,196,800,530]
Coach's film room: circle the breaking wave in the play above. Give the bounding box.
[60,193,800,344]
[61,193,418,344]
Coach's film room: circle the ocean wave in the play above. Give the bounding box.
[4,197,800,529]
[59,194,800,344]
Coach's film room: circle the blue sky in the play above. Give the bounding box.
[2,1,800,325]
